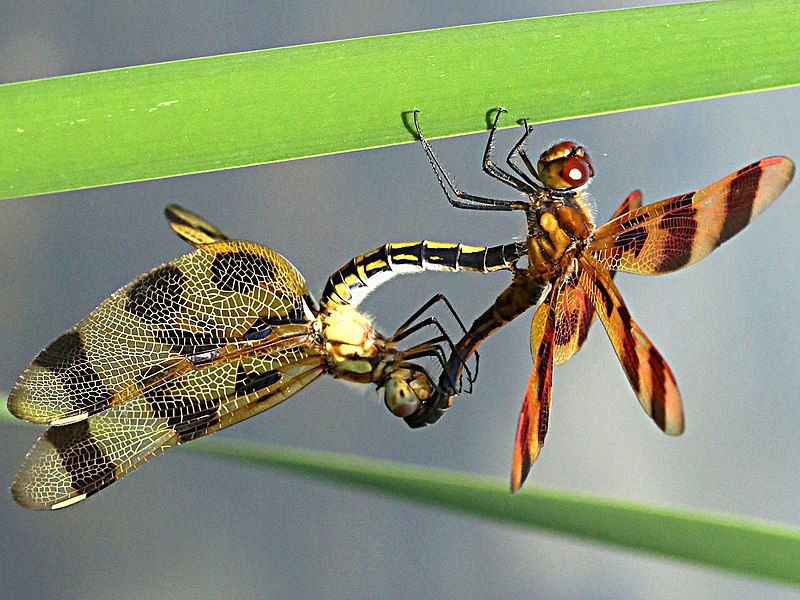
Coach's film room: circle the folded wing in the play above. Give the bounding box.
[12,353,324,510]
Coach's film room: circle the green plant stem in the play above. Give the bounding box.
[1,0,798,200]
[2,405,799,586]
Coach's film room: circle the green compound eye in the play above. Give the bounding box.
[383,378,421,418]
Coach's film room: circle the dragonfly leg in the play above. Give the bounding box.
[481,108,538,193]
[413,110,529,212]
[393,293,477,388]
[506,119,542,187]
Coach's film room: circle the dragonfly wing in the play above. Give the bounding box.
[511,286,556,493]
[11,352,324,510]
[552,270,592,365]
[577,254,683,434]
[554,191,644,365]
[8,241,313,424]
[589,157,794,274]
[164,204,230,247]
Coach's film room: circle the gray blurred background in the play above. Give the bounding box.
[1,2,798,598]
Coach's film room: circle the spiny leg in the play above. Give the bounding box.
[394,293,467,338]
[506,119,541,187]
[515,126,540,178]
[412,110,528,212]
[481,108,537,193]
[400,337,462,394]
[393,293,478,384]
[393,316,474,392]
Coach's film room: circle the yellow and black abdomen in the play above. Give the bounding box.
[321,240,523,308]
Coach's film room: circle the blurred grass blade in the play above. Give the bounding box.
[2,406,799,586]
[2,0,799,200]
[192,438,800,587]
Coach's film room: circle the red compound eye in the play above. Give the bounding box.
[560,156,592,187]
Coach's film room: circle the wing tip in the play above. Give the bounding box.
[10,470,49,511]
[6,390,50,425]
[511,436,536,495]
[664,407,685,436]
[10,479,87,511]
[509,454,528,495]
[758,156,795,198]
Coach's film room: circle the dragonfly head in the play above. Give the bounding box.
[536,141,595,191]
[382,367,432,418]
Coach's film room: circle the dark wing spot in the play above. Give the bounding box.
[242,318,275,341]
[656,193,697,271]
[613,226,648,258]
[126,265,187,324]
[32,331,113,415]
[152,328,225,356]
[718,165,761,245]
[518,416,532,478]
[142,381,221,444]
[536,337,553,447]
[648,347,667,428]
[554,310,578,346]
[616,305,640,396]
[45,420,117,498]
[210,251,276,294]
[171,407,221,443]
[538,397,550,447]
[596,281,614,319]
[33,331,85,369]
[234,363,283,398]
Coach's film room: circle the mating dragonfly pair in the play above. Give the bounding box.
[8,110,794,508]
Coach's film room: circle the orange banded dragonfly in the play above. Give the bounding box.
[407,109,794,492]
[8,205,521,509]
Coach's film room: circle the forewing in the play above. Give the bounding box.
[511,287,556,493]
[8,241,312,424]
[11,350,324,510]
[164,204,230,247]
[589,157,794,274]
[554,191,644,365]
[577,254,683,435]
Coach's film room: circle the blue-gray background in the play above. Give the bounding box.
[1,2,798,598]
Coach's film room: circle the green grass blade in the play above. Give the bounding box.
[2,0,798,200]
[2,405,799,586]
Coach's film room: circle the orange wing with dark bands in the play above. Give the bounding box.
[577,254,684,435]
[553,191,643,365]
[511,286,556,493]
[589,157,794,275]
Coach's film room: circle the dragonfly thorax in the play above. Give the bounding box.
[526,198,594,279]
[320,304,382,382]
[319,304,433,417]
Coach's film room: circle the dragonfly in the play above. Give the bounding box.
[8,204,521,509]
[408,109,795,492]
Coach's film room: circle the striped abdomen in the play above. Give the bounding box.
[321,241,523,308]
